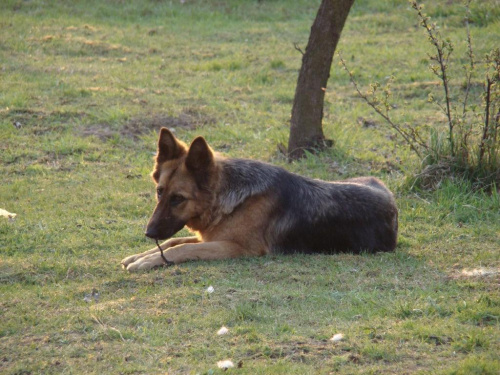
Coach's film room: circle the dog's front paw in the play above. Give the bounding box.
[121,254,141,268]
[126,261,154,272]
[125,254,167,272]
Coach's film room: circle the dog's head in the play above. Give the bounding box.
[145,128,216,240]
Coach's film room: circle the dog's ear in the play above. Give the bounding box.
[186,136,214,172]
[157,127,186,163]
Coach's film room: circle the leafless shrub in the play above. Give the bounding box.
[340,0,499,190]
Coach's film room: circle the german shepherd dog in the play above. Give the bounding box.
[121,128,398,271]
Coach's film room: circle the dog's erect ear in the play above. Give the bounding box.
[185,136,214,173]
[157,127,186,163]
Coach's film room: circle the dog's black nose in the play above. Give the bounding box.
[145,227,159,239]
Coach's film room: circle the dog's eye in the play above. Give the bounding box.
[156,188,164,198]
[170,194,186,207]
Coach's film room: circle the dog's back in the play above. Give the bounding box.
[217,159,398,254]
[122,129,399,271]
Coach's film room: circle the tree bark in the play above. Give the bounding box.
[288,0,355,159]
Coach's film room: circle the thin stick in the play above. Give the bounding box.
[156,239,175,267]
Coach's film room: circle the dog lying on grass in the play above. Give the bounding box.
[121,128,398,271]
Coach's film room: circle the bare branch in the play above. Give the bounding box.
[293,42,305,56]
[461,0,474,120]
[338,52,425,159]
[411,0,455,155]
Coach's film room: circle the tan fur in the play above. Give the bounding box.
[122,194,276,271]
[120,236,199,268]
[199,194,276,256]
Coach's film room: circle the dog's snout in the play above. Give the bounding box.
[145,227,159,239]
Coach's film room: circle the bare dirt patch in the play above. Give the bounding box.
[448,267,500,280]
[4,108,86,134]
[80,109,216,141]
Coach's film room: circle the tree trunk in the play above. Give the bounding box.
[288,0,355,159]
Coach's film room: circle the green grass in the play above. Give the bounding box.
[1,0,499,374]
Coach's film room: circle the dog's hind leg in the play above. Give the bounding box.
[121,236,199,268]
[125,241,249,272]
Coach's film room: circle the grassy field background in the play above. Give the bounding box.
[1,0,499,374]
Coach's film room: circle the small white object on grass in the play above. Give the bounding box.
[330,333,344,342]
[206,286,215,294]
[217,360,234,369]
[217,326,229,335]
[0,209,16,219]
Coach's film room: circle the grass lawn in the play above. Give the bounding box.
[1,0,499,374]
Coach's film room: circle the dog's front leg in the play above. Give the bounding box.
[125,241,247,272]
[121,236,199,268]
